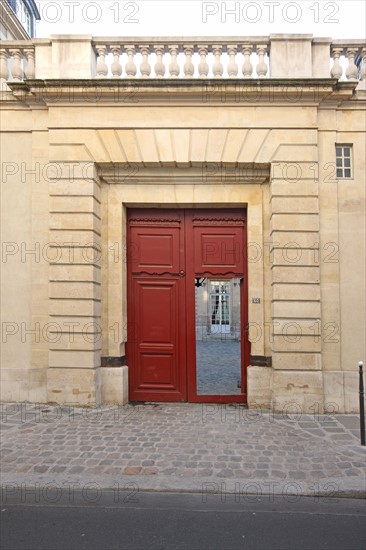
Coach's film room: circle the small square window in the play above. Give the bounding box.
[335,145,353,179]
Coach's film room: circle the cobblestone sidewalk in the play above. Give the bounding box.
[1,402,365,500]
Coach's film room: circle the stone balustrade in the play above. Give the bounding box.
[330,41,366,81]
[0,36,365,82]
[93,39,270,79]
[0,41,35,81]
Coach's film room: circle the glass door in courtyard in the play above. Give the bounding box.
[210,280,231,334]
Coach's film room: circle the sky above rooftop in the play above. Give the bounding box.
[34,0,365,39]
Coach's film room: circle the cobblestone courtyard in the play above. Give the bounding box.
[196,341,241,394]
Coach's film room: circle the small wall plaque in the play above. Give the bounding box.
[252,298,261,304]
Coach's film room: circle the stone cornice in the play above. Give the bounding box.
[6,78,359,108]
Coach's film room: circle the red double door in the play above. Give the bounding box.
[126,208,249,403]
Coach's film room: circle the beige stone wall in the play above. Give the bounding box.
[318,110,366,413]
[1,108,49,402]
[1,130,33,401]
[0,79,365,412]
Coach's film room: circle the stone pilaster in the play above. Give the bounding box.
[47,163,102,405]
[269,161,323,413]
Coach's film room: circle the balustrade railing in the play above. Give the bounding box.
[0,42,35,81]
[93,40,270,79]
[0,37,365,83]
[330,41,366,81]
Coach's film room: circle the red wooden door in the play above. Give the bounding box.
[127,208,249,403]
[185,210,248,403]
[127,210,187,401]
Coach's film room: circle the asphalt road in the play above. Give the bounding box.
[1,491,365,550]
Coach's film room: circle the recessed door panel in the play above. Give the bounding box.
[188,210,245,277]
[195,229,243,273]
[139,234,174,267]
[130,229,180,274]
[139,282,175,344]
[139,353,175,387]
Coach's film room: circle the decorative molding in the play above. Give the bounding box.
[129,218,181,225]
[101,164,270,186]
[196,271,243,277]
[192,217,245,225]
[132,271,184,277]
[9,79,350,106]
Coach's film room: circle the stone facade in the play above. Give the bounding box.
[0,35,365,412]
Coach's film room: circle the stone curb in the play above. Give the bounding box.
[1,474,365,501]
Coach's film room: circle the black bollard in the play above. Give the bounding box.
[359,361,365,446]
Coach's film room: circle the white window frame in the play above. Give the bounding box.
[13,0,33,36]
[209,280,231,334]
[335,145,353,179]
